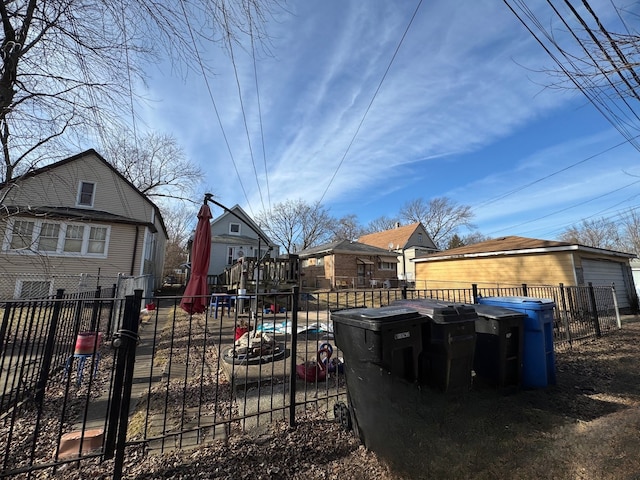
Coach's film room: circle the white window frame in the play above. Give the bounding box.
[229,223,241,235]
[226,245,246,265]
[77,181,96,207]
[2,217,110,258]
[14,279,53,299]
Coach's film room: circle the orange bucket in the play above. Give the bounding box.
[74,332,103,355]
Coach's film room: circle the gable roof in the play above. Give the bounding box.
[210,204,276,246]
[299,239,398,258]
[358,222,437,250]
[414,235,636,262]
[1,149,168,239]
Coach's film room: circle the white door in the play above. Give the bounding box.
[582,259,629,309]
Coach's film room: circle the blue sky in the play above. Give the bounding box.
[141,1,640,241]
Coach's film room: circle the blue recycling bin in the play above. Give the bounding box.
[477,296,556,388]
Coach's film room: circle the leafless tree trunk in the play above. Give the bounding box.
[0,0,278,184]
[256,199,333,254]
[399,197,475,249]
[103,131,204,203]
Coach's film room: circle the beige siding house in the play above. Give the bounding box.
[358,222,438,284]
[298,240,398,289]
[0,150,168,299]
[413,236,637,309]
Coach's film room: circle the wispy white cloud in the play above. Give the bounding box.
[139,1,638,239]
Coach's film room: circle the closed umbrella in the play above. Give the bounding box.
[180,200,213,314]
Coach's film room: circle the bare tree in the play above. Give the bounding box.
[103,131,203,202]
[559,217,622,250]
[161,203,197,280]
[399,197,475,249]
[256,199,333,254]
[365,215,402,234]
[0,0,278,184]
[618,209,640,256]
[331,214,364,241]
[504,1,640,150]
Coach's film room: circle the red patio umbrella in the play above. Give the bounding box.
[180,201,213,314]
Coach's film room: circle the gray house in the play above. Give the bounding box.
[207,205,279,281]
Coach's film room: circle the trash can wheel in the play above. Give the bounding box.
[333,402,352,431]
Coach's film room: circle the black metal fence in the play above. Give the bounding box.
[0,283,623,478]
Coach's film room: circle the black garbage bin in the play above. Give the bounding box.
[478,296,557,388]
[472,304,525,389]
[392,299,477,394]
[331,306,426,450]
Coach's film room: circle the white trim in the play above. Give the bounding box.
[229,222,241,235]
[2,217,110,258]
[14,277,53,299]
[413,245,636,263]
[76,181,96,208]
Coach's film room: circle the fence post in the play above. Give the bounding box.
[90,286,102,331]
[472,284,479,304]
[34,289,65,406]
[104,290,142,475]
[289,287,299,428]
[106,283,117,339]
[402,284,407,300]
[522,284,528,297]
[587,282,602,337]
[558,283,572,345]
[611,283,621,329]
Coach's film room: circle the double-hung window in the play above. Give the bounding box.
[10,220,35,249]
[77,181,95,207]
[4,218,109,257]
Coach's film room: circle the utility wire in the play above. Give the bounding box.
[249,11,272,212]
[487,177,640,236]
[177,0,254,214]
[223,5,266,214]
[318,0,424,204]
[503,0,640,153]
[472,134,639,210]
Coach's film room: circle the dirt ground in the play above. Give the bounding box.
[48,315,640,479]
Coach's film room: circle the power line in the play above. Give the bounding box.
[249,11,272,212]
[177,0,255,215]
[473,135,637,211]
[318,0,424,204]
[223,8,266,214]
[486,177,640,236]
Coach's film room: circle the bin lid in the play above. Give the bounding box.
[472,304,527,321]
[477,296,555,309]
[391,299,478,324]
[330,306,423,330]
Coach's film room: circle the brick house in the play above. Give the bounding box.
[358,222,438,284]
[298,239,398,290]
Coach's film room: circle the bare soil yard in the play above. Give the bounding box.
[39,316,640,479]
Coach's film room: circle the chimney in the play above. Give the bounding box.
[395,222,400,228]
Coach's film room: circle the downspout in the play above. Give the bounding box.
[130,226,139,276]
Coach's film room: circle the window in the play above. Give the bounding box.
[64,225,84,252]
[3,218,109,257]
[18,280,52,299]
[38,223,60,251]
[88,226,107,254]
[378,261,395,271]
[317,257,324,266]
[10,220,35,249]
[77,181,95,207]
[417,233,423,244]
[226,246,246,265]
[229,223,241,235]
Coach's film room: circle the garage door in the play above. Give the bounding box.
[582,259,629,309]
